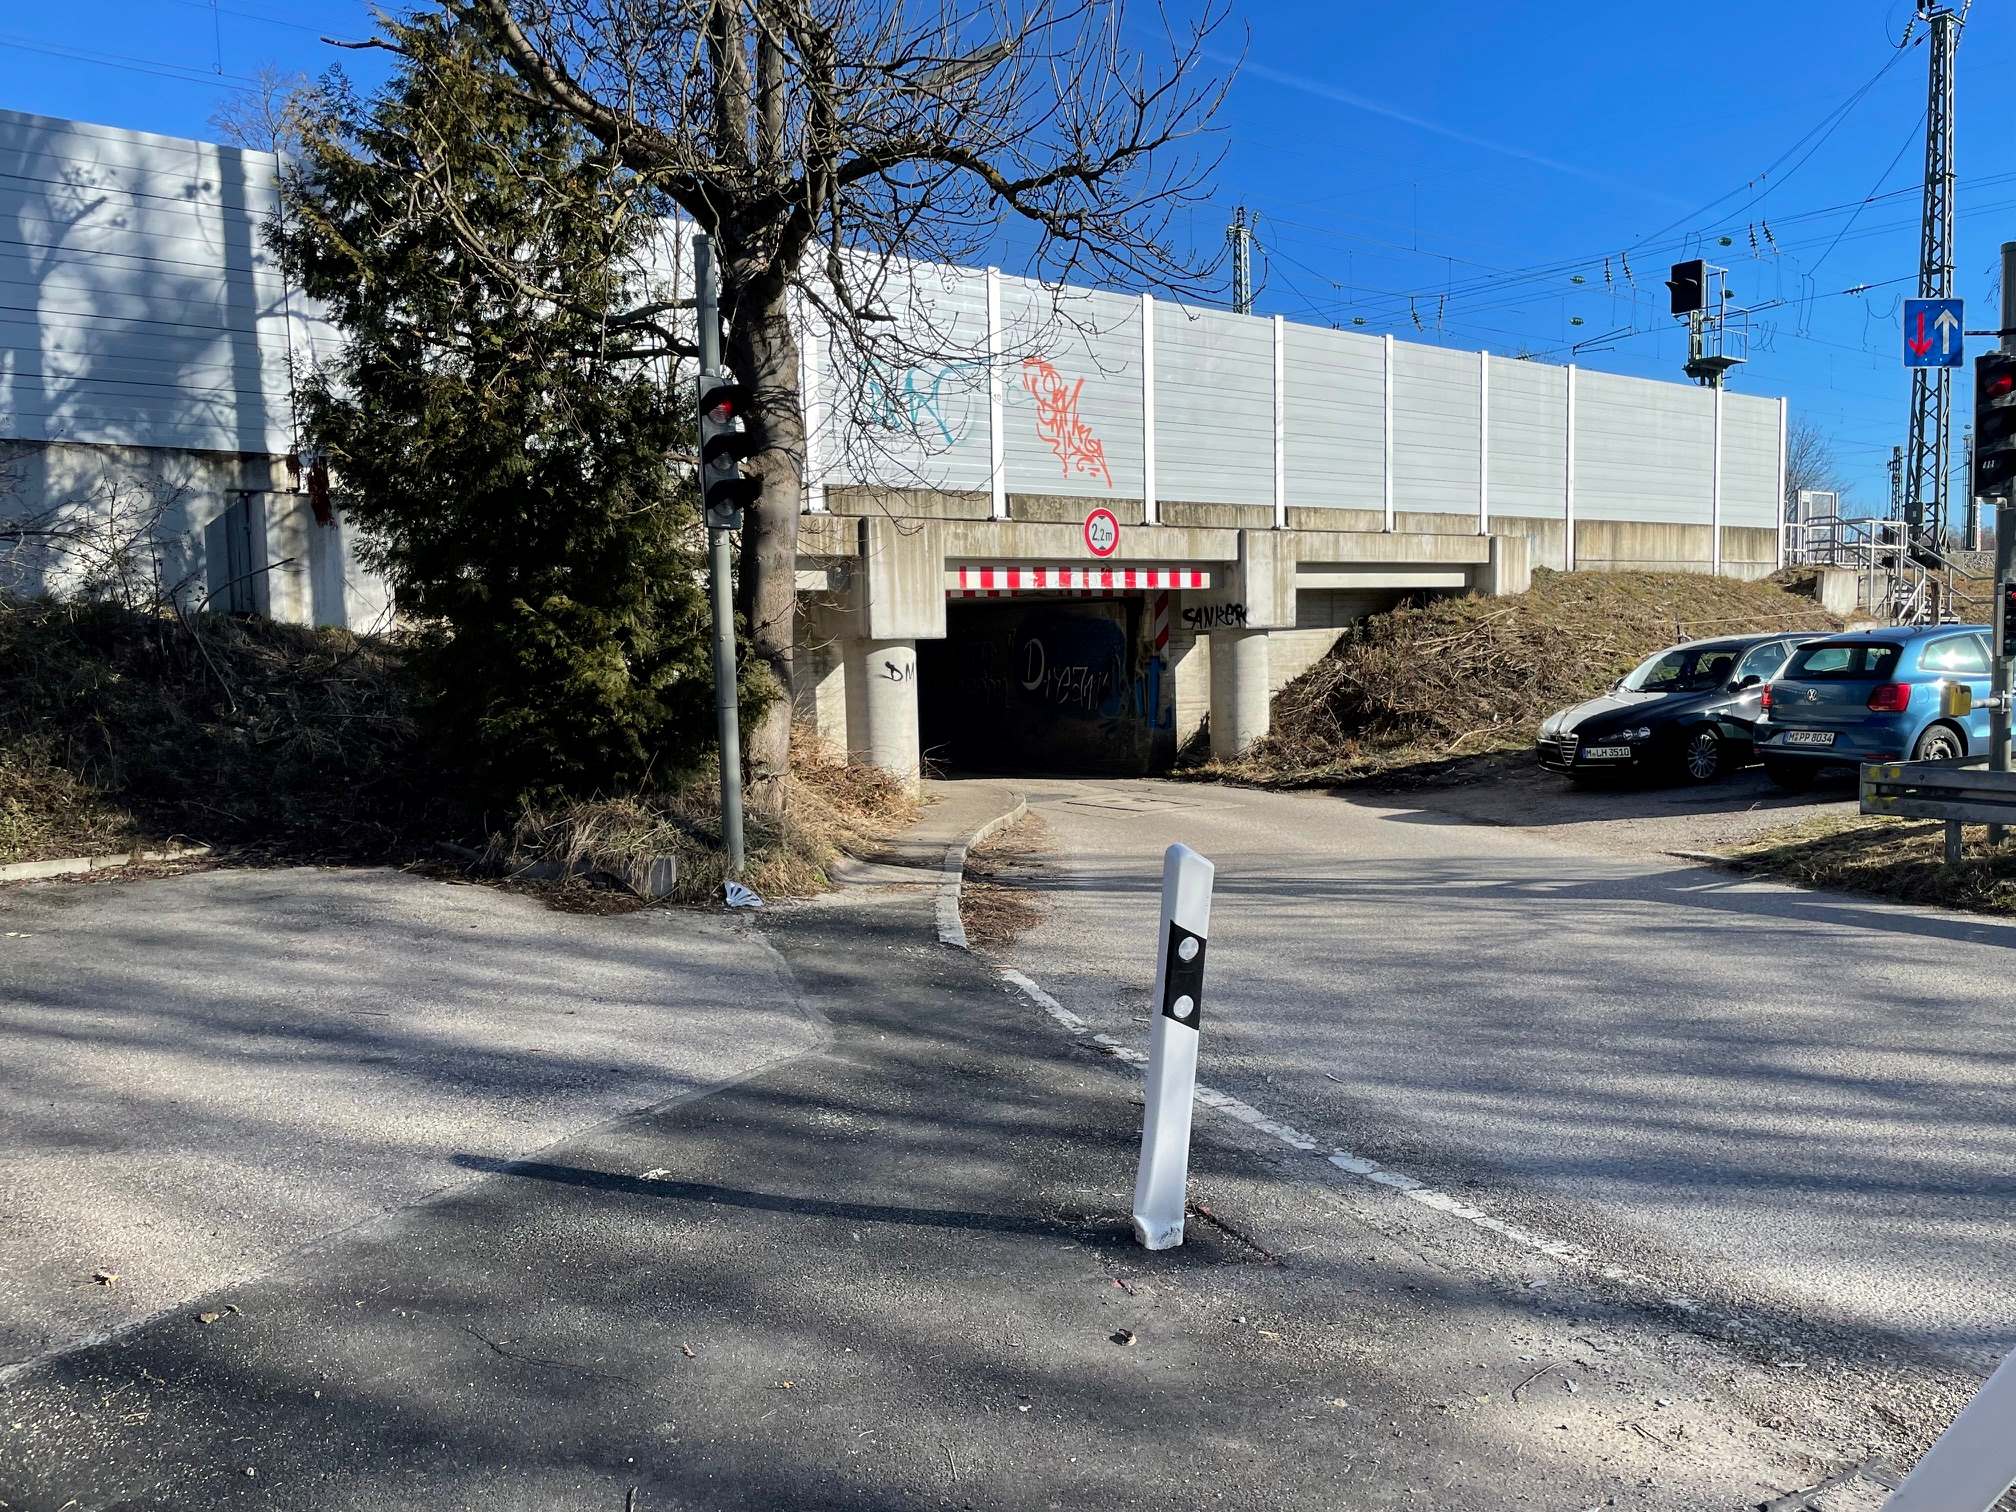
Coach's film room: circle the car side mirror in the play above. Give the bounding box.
[1738,674,1762,690]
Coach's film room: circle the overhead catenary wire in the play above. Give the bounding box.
[1247,40,1927,335]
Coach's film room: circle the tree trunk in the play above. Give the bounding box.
[725,270,803,815]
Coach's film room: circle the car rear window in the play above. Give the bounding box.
[1784,642,1901,680]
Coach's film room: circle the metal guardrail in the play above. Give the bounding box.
[1860,755,2015,862]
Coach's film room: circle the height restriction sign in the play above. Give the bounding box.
[1083,506,1121,558]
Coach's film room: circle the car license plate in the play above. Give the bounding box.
[1582,745,1632,760]
[1783,731,1835,747]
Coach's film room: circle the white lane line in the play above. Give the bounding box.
[995,966,1614,1268]
[941,799,1648,1281]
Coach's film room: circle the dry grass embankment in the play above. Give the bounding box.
[0,595,439,864]
[1,595,912,906]
[496,734,916,908]
[1207,568,1843,788]
[1725,814,2016,917]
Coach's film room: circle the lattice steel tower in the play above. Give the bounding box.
[1904,6,1964,563]
[1228,207,1253,315]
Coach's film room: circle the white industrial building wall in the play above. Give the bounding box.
[1000,280,1146,500]
[818,257,995,493]
[1390,341,1482,516]
[1574,369,1715,524]
[0,106,1791,547]
[1719,391,1781,528]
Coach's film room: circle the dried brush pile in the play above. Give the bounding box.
[491,729,918,906]
[1238,568,1842,784]
[0,595,452,863]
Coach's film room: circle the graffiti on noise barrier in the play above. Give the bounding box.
[864,360,983,447]
[1021,357,1113,488]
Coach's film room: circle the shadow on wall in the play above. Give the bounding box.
[0,109,383,629]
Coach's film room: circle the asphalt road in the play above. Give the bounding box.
[994,776,2016,1379]
[0,787,1873,1510]
[0,866,815,1377]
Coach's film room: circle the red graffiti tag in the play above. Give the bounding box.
[1020,358,1113,488]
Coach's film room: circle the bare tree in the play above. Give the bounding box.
[356,0,1232,808]
[210,65,316,157]
[1783,416,1846,517]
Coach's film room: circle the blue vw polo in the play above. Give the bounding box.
[1756,624,1996,790]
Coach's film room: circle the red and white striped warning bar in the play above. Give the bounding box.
[949,565,1212,597]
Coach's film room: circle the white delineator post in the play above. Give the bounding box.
[1883,1347,2016,1511]
[1131,843,1216,1251]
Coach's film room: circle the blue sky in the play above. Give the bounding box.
[3,0,2007,520]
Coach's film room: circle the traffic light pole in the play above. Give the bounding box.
[1993,504,2014,847]
[694,233,746,878]
[1992,245,2016,846]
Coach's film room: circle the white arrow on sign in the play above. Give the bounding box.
[1935,305,1962,356]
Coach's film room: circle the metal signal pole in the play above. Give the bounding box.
[1228,207,1253,314]
[1903,5,1963,565]
[694,233,746,877]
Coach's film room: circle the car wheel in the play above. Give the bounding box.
[1764,757,1816,792]
[1681,727,1723,783]
[1914,723,1964,762]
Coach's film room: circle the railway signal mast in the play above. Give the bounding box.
[1902,5,1965,566]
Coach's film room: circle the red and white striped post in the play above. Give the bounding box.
[1131,843,1215,1251]
[1151,590,1170,657]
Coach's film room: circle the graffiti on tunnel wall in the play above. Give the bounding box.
[922,600,1172,775]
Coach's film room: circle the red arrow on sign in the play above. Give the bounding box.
[1907,310,1934,356]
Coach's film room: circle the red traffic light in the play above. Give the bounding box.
[698,380,750,426]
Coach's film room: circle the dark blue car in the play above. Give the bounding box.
[1756,624,1996,790]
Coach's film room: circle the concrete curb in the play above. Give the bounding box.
[0,845,211,884]
[935,795,1028,949]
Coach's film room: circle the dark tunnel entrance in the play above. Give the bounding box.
[917,595,1177,776]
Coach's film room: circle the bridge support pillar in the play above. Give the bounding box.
[1208,629,1272,762]
[845,637,921,793]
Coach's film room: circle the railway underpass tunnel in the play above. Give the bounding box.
[792,516,1530,789]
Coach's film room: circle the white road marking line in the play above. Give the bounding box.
[942,797,1668,1291]
[993,963,1612,1267]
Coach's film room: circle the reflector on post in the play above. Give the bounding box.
[1132,842,1215,1251]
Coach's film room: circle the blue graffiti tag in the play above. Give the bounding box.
[864,361,984,446]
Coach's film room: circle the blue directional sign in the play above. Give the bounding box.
[1904,297,1964,368]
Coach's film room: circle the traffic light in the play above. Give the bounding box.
[1974,351,2016,498]
[1666,259,1707,317]
[2003,581,2016,648]
[697,369,762,530]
